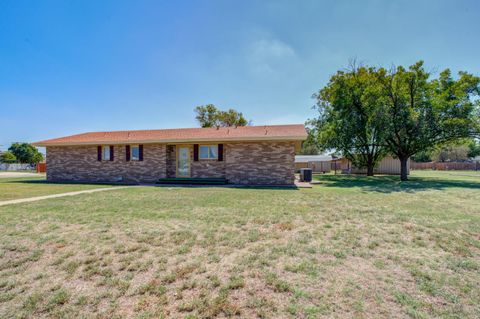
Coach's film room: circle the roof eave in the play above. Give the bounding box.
[33,135,308,147]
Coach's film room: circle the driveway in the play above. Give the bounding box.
[0,172,44,178]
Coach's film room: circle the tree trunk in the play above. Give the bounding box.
[366,165,374,176]
[399,156,409,181]
[366,156,374,176]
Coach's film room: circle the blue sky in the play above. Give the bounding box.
[1,0,479,150]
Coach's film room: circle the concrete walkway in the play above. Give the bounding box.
[0,172,45,178]
[0,186,130,207]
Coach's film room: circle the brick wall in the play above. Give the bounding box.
[225,142,295,185]
[46,141,296,185]
[190,144,226,178]
[46,144,167,183]
[166,145,176,178]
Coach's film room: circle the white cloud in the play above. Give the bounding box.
[251,38,295,60]
[247,37,297,76]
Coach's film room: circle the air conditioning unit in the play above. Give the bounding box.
[300,168,312,182]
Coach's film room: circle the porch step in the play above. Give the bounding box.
[157,177,228,185]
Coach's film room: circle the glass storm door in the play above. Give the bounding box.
[177,147,190,177]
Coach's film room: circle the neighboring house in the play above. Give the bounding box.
[33,124,307,185]
[295,155,332,173]
[338,155,410,175]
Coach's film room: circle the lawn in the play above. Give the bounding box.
[0,176,114,201]
[0,171,479,318]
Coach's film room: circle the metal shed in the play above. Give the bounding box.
[295,155,333,173]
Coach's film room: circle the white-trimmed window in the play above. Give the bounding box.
[131,145,140,161]
[199,145,218,159]
[102,146,111,161]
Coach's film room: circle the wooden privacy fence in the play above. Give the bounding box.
[411,162,435,170]
[411,161,480,171]
[37,162,46,173]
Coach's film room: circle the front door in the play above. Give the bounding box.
[177,146,190,177]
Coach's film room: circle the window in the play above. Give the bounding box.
[102,146,110,161]
[131,145,140,161]
[199,145,218,159]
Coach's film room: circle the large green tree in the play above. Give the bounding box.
[0,151,17,163]
[312,65,388,176]
[411,150,433,162]
[8,143,44,164]
[468,139,480,158]
[195,104,248,128]
[312,61,480,180]
[299,128,320,155]
[378,61,480,180]
[432,144,470,162]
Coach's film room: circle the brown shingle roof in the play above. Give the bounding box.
[33,124,307,146]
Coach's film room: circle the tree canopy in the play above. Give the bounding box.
[310,61,480,180]
[411,138,480,162]
[311,64,389,175]
[8,143,44,164]
[0,151,17,163]
[468,139,480,158]
[432,144,471,162]
[298,128,320,155]
[195,104,248,128]
[378,62,480,180]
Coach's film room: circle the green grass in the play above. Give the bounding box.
[0,177,114,201]
[0,171,479,318]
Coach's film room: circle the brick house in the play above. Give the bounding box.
[33,124,307,185]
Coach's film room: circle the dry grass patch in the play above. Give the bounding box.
[0,176,113,201]
[0,171,479,318]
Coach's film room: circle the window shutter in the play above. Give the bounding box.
[218,144,224,161]
[97,146,102,161]
[110,146,114,161]
[139,145,144,161]
[193,144,199,161]
[126,145,130,161]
